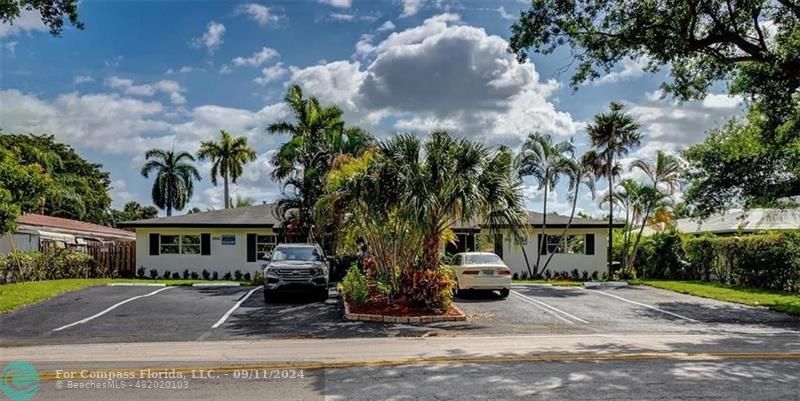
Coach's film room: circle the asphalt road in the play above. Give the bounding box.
[29,359,800,400]
[1,283,798,346]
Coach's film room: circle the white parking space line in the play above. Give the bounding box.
[591,289,700,323]
[53,287,174,332]
[510,290,589,324]
[211,286,263,329]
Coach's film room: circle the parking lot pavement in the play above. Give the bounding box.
[2,283,800,347]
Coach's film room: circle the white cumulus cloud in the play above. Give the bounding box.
[191,21,225,53]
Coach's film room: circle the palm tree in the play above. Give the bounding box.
[541,152,597,273]
[586,102,642,276]
[140,148,201,216]
[517,133,575,276]
[197,130,257,209]
[627,151,683,270]
[378,131,528,274]
[267,84,373,242]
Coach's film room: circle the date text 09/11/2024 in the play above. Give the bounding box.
[54,369,307,380]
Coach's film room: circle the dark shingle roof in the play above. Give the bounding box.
[117,203,281,228]
[452,211,622,230]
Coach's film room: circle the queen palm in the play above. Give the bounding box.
[197,130,257,209]
[586,102,642,276]
[517,132,575,276]
[140,148,201,216]
[627,151,682,270]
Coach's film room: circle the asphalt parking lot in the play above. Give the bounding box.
[1,283,799,346]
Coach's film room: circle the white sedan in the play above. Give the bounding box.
[450,252,512,298]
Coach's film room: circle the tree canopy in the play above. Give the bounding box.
[0,148,49,235]
[0,133,112,224]
[508,1,800,212]
[1,0,83,36]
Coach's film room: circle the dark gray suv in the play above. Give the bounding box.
[262,243,329,301]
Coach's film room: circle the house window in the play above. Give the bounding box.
[546,235,563,253]
[564,235,586,254]
[160,235,179,254]
[257,234,277,258]
[181,235,201,254]
[159,234,201,255]
[545,235,587,254]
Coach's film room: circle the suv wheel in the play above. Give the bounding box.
[317,287,329,301]
[264,289,275,303]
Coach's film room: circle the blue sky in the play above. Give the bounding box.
[0,0,746,216]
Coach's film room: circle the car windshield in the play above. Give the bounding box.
[271,246,323,262]
[464,254,503,264]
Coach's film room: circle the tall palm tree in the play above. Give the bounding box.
[517,132,575,276]
[267,84,373,242]
[197,130,257,209]
[140,148,201,216]
[541,152,597,273]
[378,131,528,274]
[586,102,642,276]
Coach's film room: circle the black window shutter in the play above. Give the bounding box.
[246,233,257,262]
[201,233,211,255]
[149,233,159,255]
[493,234,503,259]
[586,234,595,255]
[538,234,548,255]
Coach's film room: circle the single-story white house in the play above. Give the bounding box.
[119,204,282,276]
[451,212,622,277]
[0,213,135,254]
[121,204,619,277]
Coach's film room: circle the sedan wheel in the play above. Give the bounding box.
[499,288,510,298]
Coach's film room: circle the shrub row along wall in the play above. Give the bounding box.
[0,248,98,283]
[636,230,800,292]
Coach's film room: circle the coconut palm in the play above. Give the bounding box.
[586,102,642,276]
[541,153,597,273]
[197,130,257,209]
[140,148,201,216]
[517,132,575,276]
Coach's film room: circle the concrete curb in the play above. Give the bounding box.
[342,298,467,323]
[192,283,241,287]
[583,281,629,288]
[108,283,167,287]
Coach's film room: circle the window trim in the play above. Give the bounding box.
[158,234,202,255]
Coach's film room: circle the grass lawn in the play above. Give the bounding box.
[638,280,800,316]
[512,279,583,287]
[0,278,247,314]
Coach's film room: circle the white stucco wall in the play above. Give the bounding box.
[497,228,609,276]
[135,227,277,276]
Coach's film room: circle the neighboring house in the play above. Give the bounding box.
[121,203,621,277]
[118,203,282,275]
[451,212,623,276]
[0,213,135,254]
[643,208,800,236]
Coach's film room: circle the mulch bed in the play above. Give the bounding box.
[343,296,466,323]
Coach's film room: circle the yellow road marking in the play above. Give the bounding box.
[36,351,800,381]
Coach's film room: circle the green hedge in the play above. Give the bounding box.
[635,230,800,292]
[0,248,97,283]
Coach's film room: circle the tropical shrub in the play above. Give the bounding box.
[212,271,219,280]
[402,266,455,311]
[190,271,199,280]
[138,267,146,278]
[171,272,180,279]
[149,269,158,279]
[202,269,210,280]
[233,270,243,281]
[182,269,190,279]
[0,248,95,283]
[341,265,369,306]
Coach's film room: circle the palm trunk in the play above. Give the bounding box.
[223,173,230,209]
[422,231,440,272]
[628,203,653,277]
[607,154,614,278]
[543,178,580,272]
[534,183,548,277]
[167,206,172,217]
